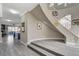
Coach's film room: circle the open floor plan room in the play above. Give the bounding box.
[0,3,79,56]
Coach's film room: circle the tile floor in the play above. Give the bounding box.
[0,35,39,56]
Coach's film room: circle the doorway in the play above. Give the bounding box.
[8,26,21,40]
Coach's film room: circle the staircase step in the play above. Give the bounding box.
[31,42,64,56]
[27,45,46,56]
[28,44,55,56]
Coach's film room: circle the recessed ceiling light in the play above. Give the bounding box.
[49,3,54,7]
[57,3,63,6]
[9,9,19,14]
[6,19,12,22]
[57,3,67,7]
[64,3,67,7]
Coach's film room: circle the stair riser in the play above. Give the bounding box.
[31,43,64,56]
[27,45,46,56]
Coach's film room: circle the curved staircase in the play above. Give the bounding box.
[39,3,79,45]
[26,4,79,56]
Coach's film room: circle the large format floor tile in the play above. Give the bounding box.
[0,35,39,56]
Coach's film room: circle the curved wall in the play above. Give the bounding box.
[40,4,79,45]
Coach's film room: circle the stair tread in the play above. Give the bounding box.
[29,44,55,56]
[33,40,65,55]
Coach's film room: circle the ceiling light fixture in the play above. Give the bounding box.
[57,3,63,6]
[6,19,12,22]
[9,9,19,14]
[64,3,67,7]
[49,3,54,7]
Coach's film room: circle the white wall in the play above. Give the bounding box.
[27,13,65,43]
[71,25,79,37]
[0,4,2,17]
[21,12,65,44]
[20,14,27,45]
[0,4,2,41]
[0,18,2,43]
[0,24,2,43]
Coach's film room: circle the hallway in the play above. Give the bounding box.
[0,35,39,56]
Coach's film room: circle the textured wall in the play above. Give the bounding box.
[21,12,65,44]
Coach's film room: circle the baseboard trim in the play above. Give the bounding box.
[66,42,75,45]
[20,41,27,46]
[27,38,64,45]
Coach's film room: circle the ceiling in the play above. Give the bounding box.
[49,3,79,10]
[2,3,79,25]
[1,3,38,24]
